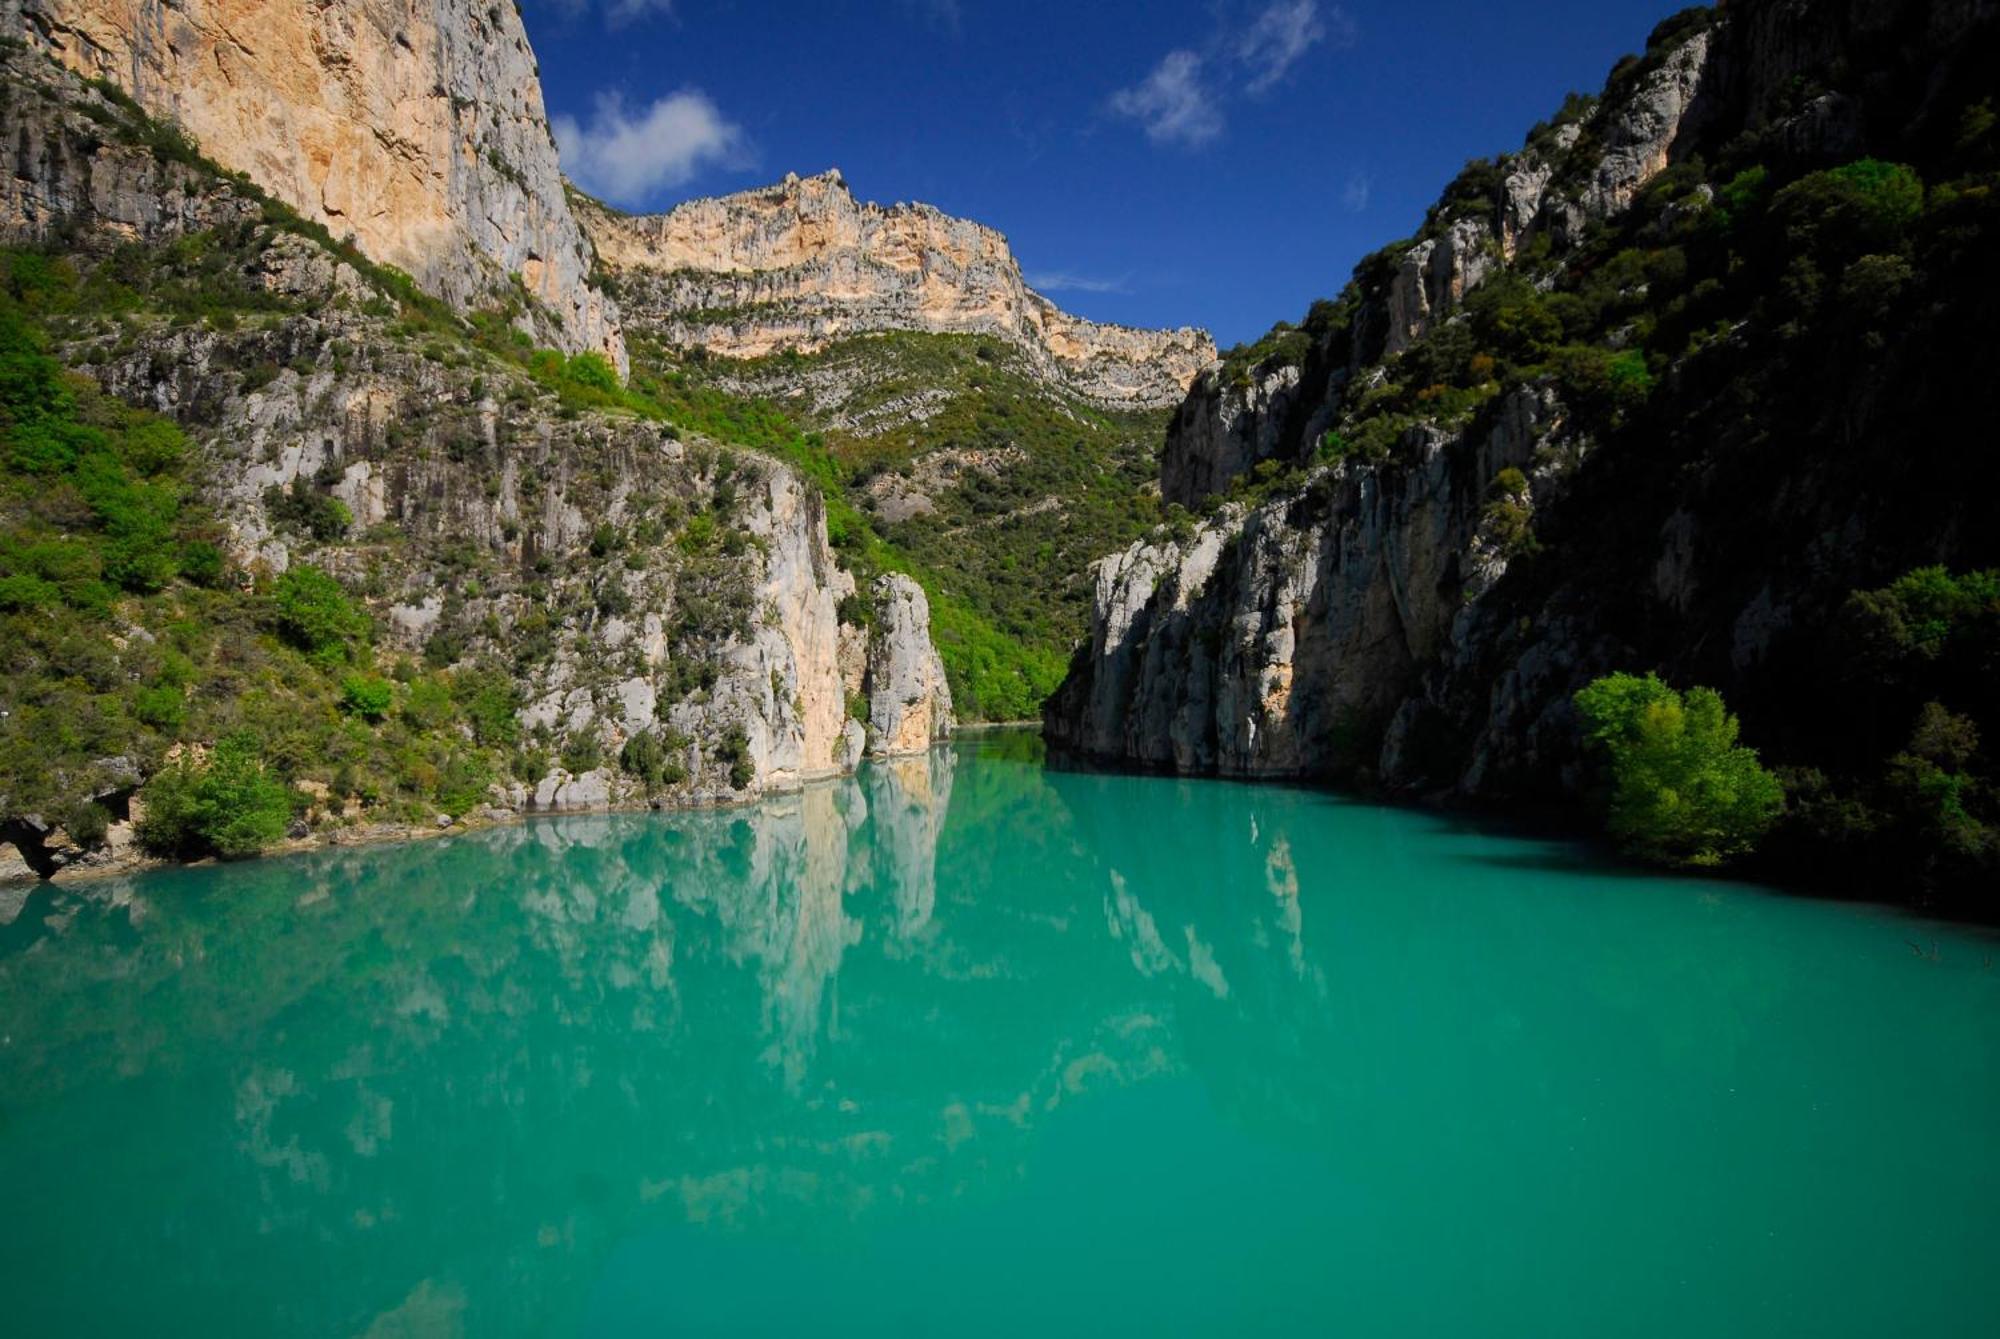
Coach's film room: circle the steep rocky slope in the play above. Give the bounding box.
[636,329,1171,719]
[0,43,949,881]
[2,0,625,368]
[578,170,1212,408]
[1049,0,2000,905]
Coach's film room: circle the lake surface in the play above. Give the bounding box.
[2,733,1997,1337]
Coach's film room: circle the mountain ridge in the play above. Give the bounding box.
[577,168,1215,409]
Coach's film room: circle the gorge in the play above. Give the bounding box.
[1,1,1998,1331]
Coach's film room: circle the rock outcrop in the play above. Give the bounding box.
[1050,387,1568,775]
[860,575,955,755]
[578,170,1213,408]
[3,0,625,368]
[1048,0,2000,845]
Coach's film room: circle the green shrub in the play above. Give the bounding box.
[1574,672,1784,867]
[340,673,394,720]
[133,682,186,731]
[619,728,689,789]
[716,725,755,790]
[1771,159,1924,263]
[560,733,603,774]
[137,732,293,859]
[454,668,520,747]
[273,565,367,662]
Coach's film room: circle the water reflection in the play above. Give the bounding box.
[1,739,1997,1338]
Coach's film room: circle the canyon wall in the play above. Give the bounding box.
[579,170,1214,408]
[0,43,952,882]
[1049,0,2000,867]
[3,0,626,368]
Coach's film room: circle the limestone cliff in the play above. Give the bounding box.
[577,170,1213,408]
[3,0,625,369]
[1049,0,2000,900]
[0,45,954,879]
[859,575,954,756]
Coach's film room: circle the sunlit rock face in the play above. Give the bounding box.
[3,0,626,368]
[862,576,955,756]
[0,41,961,833]
[578,170,1214,408]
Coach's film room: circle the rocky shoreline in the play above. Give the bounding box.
[0,742,965,899]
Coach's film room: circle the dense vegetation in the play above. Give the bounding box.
[1575,673,1783,868]
[0,251,535,860]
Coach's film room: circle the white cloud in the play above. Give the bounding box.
[1237,1,1331,95]
[1109,51,1224,149]
[1342,171,1371,212]
[1026,271,1132,295]
[900,0,963,31]
[553,90,749,205]
[544,0,674,26]
[1112,4,1355,150]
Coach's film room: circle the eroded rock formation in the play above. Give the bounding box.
[3,0,625,367]
[578,170,1213,408]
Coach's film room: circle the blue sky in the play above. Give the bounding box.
[525,1,1688,348]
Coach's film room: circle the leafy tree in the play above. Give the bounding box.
[272,565,367,663]
[1771,159,1924,263]
[340,674,394,720]
[1574,673,1784,867]
[137,732,293,859]
[620,728,689,789]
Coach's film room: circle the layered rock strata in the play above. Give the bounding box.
[578,170,1213,408]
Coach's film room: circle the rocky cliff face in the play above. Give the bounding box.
[1050,0,2000,887]
[578,170,1213,408]
[3,0,625,369]
[0,43,952,879]
[861,576,954,755]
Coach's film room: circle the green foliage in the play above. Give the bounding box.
[1771,159,1925,263]
[137,732,294,859]
[454,669,521,748]
[715,725,755,791]
[619,728,689,790]
[272,565,368,664]
[559,733,603,775]
[1845,566,2000,663]
[340,674,394,720]
[1575,673,1784,867]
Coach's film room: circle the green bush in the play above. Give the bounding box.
[137,732,293,859]
[273,565,367,663]
[1771,159,1924,263]
[716,725,755,790]
[340,673,394,720]
[619,728,689,789]
[1574,672,1784,867]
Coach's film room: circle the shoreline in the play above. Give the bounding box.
[2,739,987,897]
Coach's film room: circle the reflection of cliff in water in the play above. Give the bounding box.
[0,739,1876,1338]
[0,748,1132,1335]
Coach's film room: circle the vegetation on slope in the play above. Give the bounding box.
[629,332,1172,720]
[0,252,528,857]
[1176,6,2000,903]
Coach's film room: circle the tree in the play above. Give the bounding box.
[137,732,293,859]
[340,673,394,720]
[1574,672,1784,867]
[272,564,367,663]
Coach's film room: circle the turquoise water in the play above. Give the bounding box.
[2,733,1997,1337]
